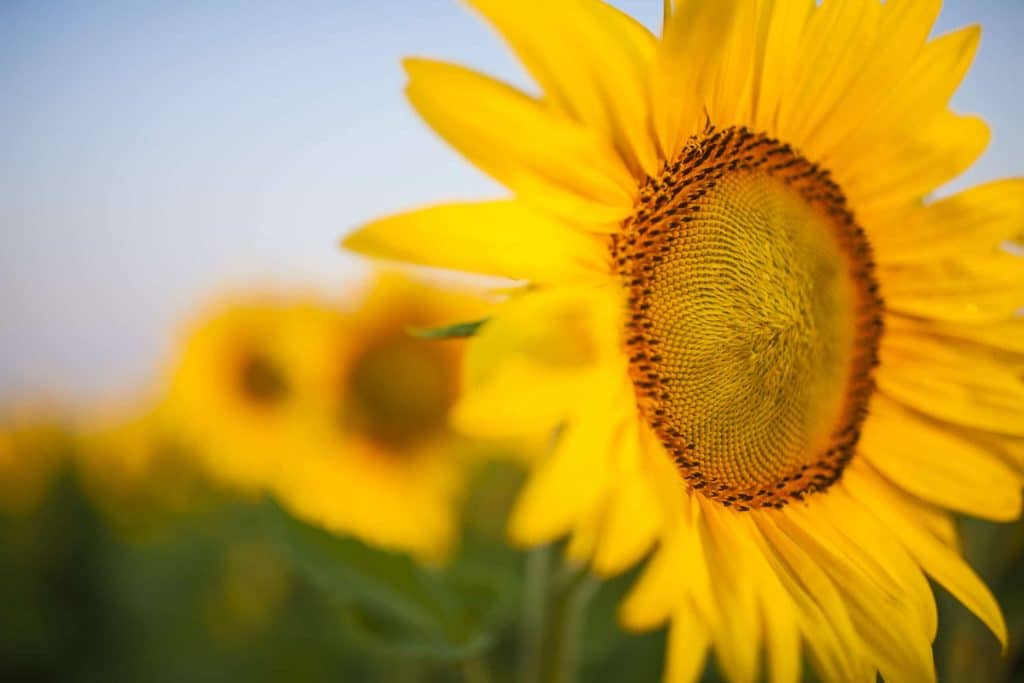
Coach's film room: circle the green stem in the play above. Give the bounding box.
[461,655,493,683]
[543,569,601,683]
[518,545,551,683]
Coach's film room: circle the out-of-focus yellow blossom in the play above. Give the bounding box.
[0,407,72,515]
[164,274,487,561]
[163,297,333,493]
[74,403,207,526]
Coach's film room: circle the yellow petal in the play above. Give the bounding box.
[934,429,1024,478]
[750,0,815,133]
[886,315,1024,355]
[508,402,623,546]
[862,24,980,143]
[665,605,711,683]
[653,0,740,159]
[620,496,710,631]
[705,0,758,126]
[700,500,770,683]
[792,491,937,639]
[845,464,1008,649]
[705,505,808,683]
[873,179,1024,264]
[861,395,1022,521]
[275,436,463,563]
[753,513,872,682]
[466,0,660,177]
[881,251,1024,324]
[343,200,609,285]
[775,505,935,683]
[725,512,802,683]
[842,111,990,214]
[564,515,599,566]
[987,435,1024,475]
[776,0,881,147]
[403,58,636,221]
[620,542,681,631]
[797,0,941,159]
[877,330,1024,435]
[758,555,802,683]
[592,424,663,576]
[733,511,802,683]
[582,0,661,176]
[454,285,626,438]
[830,486,939,640]
[637,421,689,523]
[824,23,980,178]
[454,356,588,438]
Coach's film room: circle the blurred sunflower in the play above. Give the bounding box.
[269,275,483,562]
[164,298,331,492]
[0,408,71,514]
[165,276,485,561]
[74,405,205,524]
[345,1,1024,681]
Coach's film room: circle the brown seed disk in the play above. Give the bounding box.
[612,125,884,510]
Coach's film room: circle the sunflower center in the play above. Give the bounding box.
[239,352,289,405]
[345,334,453,450]
[613,126,883,510]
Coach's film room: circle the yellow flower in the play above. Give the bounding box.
[164,295,329,493]
[344,1,1024,681]
[268,275,486,562]
[74,404,205,523]
[0,407,70,514]
[164,275,485,561]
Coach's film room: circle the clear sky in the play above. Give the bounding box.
[2,0,1022,403]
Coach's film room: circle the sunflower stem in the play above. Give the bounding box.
[518,545,551,683]
[461,655,492,683]
[542,567,601,683]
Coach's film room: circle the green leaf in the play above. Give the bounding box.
[261,497,518,662]
[408,319,488,340]
[263,499,448,633]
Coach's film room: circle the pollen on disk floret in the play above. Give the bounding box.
[612,125,884,510]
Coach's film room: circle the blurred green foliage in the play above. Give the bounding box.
[938,517,1024,683]
[2,445,1022,682]
[0,452,671,683]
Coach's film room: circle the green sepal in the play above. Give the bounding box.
[409,319,488,340]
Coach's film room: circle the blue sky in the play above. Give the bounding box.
[1,0,1022,402]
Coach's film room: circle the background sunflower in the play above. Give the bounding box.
[1,1,1022,682]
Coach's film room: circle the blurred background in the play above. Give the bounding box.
[2,1,1023,682]
[3,0,1023,404]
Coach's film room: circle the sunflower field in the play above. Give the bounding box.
[3,1,1023,682]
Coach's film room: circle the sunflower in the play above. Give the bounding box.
[0,408,71,515]
[164,276,484,561]
[267,275,484,562]
[73,404,205,523]
[344,1,1024,680]
[163,297,331,493]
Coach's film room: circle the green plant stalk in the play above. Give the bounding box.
[542,569,601,683]
[461,655,493,683]
[517,545,551,683]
